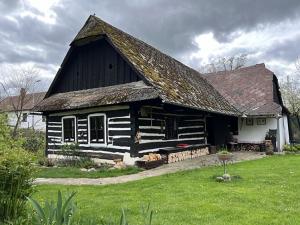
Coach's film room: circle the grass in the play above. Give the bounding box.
[36,166,143,178]
[34,155,300,224]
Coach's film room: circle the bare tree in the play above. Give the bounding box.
[202,54,248,73]
[296,57,300,74]
[280,61,300,130]
[0,66,40,137]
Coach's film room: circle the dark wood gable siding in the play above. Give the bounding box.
[51,39,141,94]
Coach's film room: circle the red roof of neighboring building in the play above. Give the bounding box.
[0,92,46,112]
[203,64,284,116]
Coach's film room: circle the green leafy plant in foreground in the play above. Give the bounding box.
[102,204,153,225]
[27,191,76,225]
[27,191,154,225]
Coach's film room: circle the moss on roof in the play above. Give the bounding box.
[35,81,159,112]
[69,15,239,115]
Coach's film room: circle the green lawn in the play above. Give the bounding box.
[34,155,300,224]
[36,166,143,178]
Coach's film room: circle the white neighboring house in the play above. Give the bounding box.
[0,92,46,131]
[204,64,290,151]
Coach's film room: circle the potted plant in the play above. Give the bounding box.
[217,148,233,177]
[217,149,233,162]
[265,130,276,152]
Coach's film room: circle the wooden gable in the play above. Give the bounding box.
[49,38,141,95]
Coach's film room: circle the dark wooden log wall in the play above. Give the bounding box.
[46,104,207,158]
[46,107,132,159]
[134,106,207,154]
[51,39,141,94]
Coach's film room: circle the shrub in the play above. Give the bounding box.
[56,157,98,169]
[38,157,55,167]
[0,114,35,223]
[0,148,35,223]
[76,157,98,169]
[283,144,300,152]
[21,130,45,153]
[0,114,22,149]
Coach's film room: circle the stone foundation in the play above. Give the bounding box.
[167,147,209,163]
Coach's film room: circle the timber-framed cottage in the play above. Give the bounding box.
[36,15,241,164]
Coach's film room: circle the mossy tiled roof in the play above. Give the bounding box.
[204,64,283,116]
[35,81,158,112]
[70,15,239,115]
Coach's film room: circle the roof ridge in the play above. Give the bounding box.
[203,63,266,76]
[75,15,201,75]
[1,91,46,99]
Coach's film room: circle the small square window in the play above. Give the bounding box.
[42,116,46,122]
[257,118,266,125]
[246,118,253,126]
[22,113,27,122]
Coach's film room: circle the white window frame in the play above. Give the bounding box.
[61,116,77,144]
[88,113,107,146]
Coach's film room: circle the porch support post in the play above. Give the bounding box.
[276,114,281,152]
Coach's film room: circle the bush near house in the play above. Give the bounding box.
[20,129,45,153]
[0,148,35,223]
[0,114,35,223]
[283,144,300,153]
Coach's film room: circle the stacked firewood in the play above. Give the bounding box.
[240,144,260,151]
[191,147,209,158]
[168,147,209,163]
[143,153,162,162]
[168,150,191,163]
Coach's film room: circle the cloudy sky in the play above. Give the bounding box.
[0,0,300,90]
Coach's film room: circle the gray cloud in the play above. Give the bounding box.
[0,0,299,88]
[262,36,300,62]
[52,0,300,56]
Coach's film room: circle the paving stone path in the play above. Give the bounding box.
[34,151,265,186]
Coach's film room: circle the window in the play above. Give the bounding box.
[22,113,27,122]
[42,116,46,122]
[246,118,253,126]
[257,118,266,125]
[165,117,178,139]
[88,114,106,144]
[62,116,76,142]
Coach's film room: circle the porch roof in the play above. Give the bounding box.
[34,81,159,112]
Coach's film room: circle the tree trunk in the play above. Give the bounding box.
[297,115,300,130]
[12,115,21,138]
